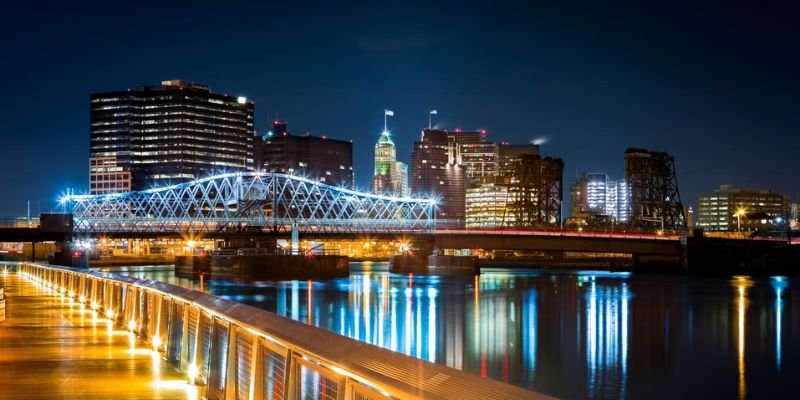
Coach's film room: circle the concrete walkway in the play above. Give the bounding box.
[0,271,196,399]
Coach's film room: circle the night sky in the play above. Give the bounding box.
[1,1,797,215]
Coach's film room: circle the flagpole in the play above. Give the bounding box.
[428,109,437,129]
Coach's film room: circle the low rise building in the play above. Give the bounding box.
[697,185,790,232]
[89,156,132,195]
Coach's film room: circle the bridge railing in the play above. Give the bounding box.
[17,262,546,400]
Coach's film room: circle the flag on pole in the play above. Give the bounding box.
[385,109,394,116]
[430,110,438,115]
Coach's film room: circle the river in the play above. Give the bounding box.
[118,262,799,399]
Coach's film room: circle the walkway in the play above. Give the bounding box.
[0,271,195,399]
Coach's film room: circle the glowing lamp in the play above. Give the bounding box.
[187,364,199,384]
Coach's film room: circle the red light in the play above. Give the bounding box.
[274,120,280,124]
[282,132,287,136]
[481,129,486,134]
[322,135,327,140]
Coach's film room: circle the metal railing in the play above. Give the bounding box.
[17,262,548,400]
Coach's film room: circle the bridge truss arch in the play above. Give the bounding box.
[64,172,436,234]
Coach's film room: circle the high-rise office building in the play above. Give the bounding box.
[416,130,547,227]
[90,79,254,190]
[411,129,466,222]
[697,185,789,232]
[255,121,353,188]
[569,172,630,225]
[465,143,545,228]
[496,143,540,179]
[371,131,409,197]
[448,129,496,186]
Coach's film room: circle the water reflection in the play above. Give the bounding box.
[733,276,752,400]
[122,266,800,399]
[586,280,630,398]
[771,277,787,372]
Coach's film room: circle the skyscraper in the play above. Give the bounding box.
[410,129,466,223]
[371,131,408,197]
[496,143,540,180]
[89,79,254,190]
[255,121,354,188]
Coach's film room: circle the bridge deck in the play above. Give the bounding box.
[0,272,194,399]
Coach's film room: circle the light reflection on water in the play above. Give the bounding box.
[121,264,799,399]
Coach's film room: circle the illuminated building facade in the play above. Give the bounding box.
[496,143,540,179]
[605,179,631,222]
[569,172,630,226]
[465,182,513,228]
[89,156,131,195]
[90,79,255,190]
[451,130,495,186]
[371,131,409,196]
[255,121,354,188]
[411,129,467,223]
[697,184,789,231]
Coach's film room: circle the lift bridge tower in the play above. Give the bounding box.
[507,155,564,228]
[625,148,688,233]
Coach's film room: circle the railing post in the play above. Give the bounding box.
[284,350,297,400]
[337,375,348,400]
[180,304,191,370]
[224,325,238,400]
[249,334,263,400]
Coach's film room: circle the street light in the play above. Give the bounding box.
[735,209,746,232]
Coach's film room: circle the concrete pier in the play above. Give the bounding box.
[175,254,349,279]
[0,271,194,399]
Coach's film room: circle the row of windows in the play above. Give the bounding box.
[133,159,247,167]
[93,103,250,118]
[90,182,130,189]
[91,143,249,154]
[90,174,129,181]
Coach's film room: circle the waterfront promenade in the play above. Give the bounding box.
[1,264,546,400]
[0,271,192,399]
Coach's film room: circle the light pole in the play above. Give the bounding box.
[735,209,746,232]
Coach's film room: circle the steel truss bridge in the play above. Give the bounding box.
[63,172,436,235]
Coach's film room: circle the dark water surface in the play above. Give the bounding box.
[119,263,800,399]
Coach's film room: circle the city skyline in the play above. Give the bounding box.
[1,1,799,214]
